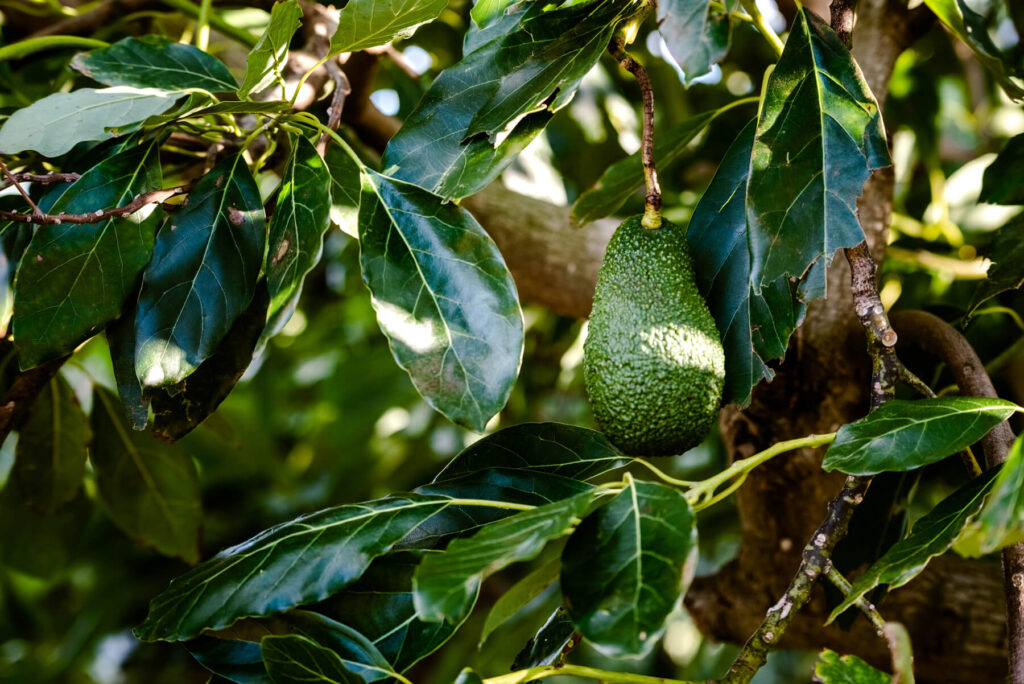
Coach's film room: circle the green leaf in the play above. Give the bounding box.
[71,36,237,92]
[12,376,91,513]
[967,217,1024,315]
[358,170,523,432]
[827,468,998,623]
[265,136,332,340]
[747,8,889,299]
[481,557,560,643]
[454,670,485,684]
[325,143,362,237]
[0,485,90,578]
[381,0,627,200]
[922,0,1024,100]
[981,134,1024,204]
[884,622,914,683]
[435,422,628,483]
[470,0,515,28]
[134,494,451,642]
[106,306,150,430]
[562,479,697,657]
[688,119,806,406]
[13,142,161,369]
[135,153,266,388]
[0,87,180,158]
[413,491,594,622]
[90,386,201,562]
[261,635,365,684]
[187,638,268,683]
[330,0,447,55]
[657,0,731,84]
[822,398,1019,476]
[976,435,1024,553]
[237,0,303,99]
[814,649,891,683]
[511,607,576,670]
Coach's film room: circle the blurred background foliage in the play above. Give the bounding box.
[0,0,1020,682]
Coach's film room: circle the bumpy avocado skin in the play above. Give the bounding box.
[584,216,725,456]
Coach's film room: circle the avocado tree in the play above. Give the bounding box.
[0,0,1022,682]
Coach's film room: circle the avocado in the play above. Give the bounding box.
[583,215,725,456]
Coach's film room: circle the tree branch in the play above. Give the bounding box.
[0,170,80,193]
[0,186,187,225]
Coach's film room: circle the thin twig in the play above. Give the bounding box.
[0,186,187,225]
[826,565,886,634]
[0,159,43,217]
[317,58,351,156]
[0,171,81,192]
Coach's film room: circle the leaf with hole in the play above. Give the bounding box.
[71,36,236,92]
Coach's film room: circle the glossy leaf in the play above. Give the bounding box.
[562,479,697,657]
[106,306,150,430]
[330,0,447,54]
[358,170,523,432]
[71,36,236,92]
[325,143,361,238]
[511,608,576,670]
[0,87,180,157]
[187,638,268,683]
[413,491,593,622]
[981,133,1024,204]
[747,8,889,299]
[12,376,91,513]
[814,649,891,683]
[481,557,560,643]
[381,0,626,200]
[237,0,303,99]
[261,635,365,684]
[13,142,161,369]
[91,386,201,562]
[135,494,451,641]
[658,0,730,83]
[976,435,1024,553]
[454,671,485,684]
[688,119,806,406]
[822,398,1019,475]
[435,422,628,483]
[265,136,332,340]
[828,468,998,622]
[135,154,266,388]
[967,217,1024,315]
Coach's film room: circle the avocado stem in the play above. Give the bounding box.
[610,39,661,229]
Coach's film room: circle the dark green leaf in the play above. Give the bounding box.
[454,670,485,684]
[106,306,150,430]
[261,635,365,684]
[143,100,291,129]
[814,649,891,683]
[188,637,268,683]
[658,0,731,84]
[71,36,236,92]
[981,134,1024,204]
[265,136,332,341]
[562,479,697,657]
[325,143,361,237]
[358,170,523,432]
[822,398,1019,475]
[134,494,451,641]
[135,153,266,388]
[976,435,1024,553]
[688,119,806,406]
[13,142,161,369]
[967,217,1024,315]
[12,376,90,513]
[413,491,594,622]
[330,0,447,54]
[237,0,303,99]
[828,468,998,623]
[0,87,180,158]
[381,0,626,200]
[747,8,889,299]
[481,557,560,643]
[91,386,201,562]
[435,422,628,483]
[511,608,576,671]
[0,485,89,578]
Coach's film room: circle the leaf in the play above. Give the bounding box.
[976,435,1024,553]
[237,0,303,99]
[188,638,269,683]
[657,0,731,83]
[0,486,90,578]
[358,170,523,432]
[561,479,697,657]
[135,153,266,388]
[688,119,806,406]
[967,217,1024,315]
[822,398,1019,476]
[325,143,362,238]
[90,386,201,562]
[12,376,91,513]
[106,306,150,430]
[814,649,891,683]
[454,670,485,684]
[980,133,1024,204]
[13,142,161,369]
[265,136,332,340]
[414,491,594,622]
[434,422,628,483]
[511,608,576,671]
[0,87,180,158]
[470,0,516,28]
[827,468,998,623]
[329,0,448,55]
[150,282,270,442]
[261,635,365,684]
[381,0,627,200]
[71,36,236,92]
[747,8,889,300]
[481,557,560,643]
[884,622,914,683]
[134,494,452,642]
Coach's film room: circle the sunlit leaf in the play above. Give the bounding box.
[237,0,303,99]
[330,0,447,55]
[814,649,891,683]
[657,0,731,83]
[325,142,361,237]
[976,435,1024,553]
[71,36,236,92]
[106,306,149,430]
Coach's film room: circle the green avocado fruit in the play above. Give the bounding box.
[584,215,725,456]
